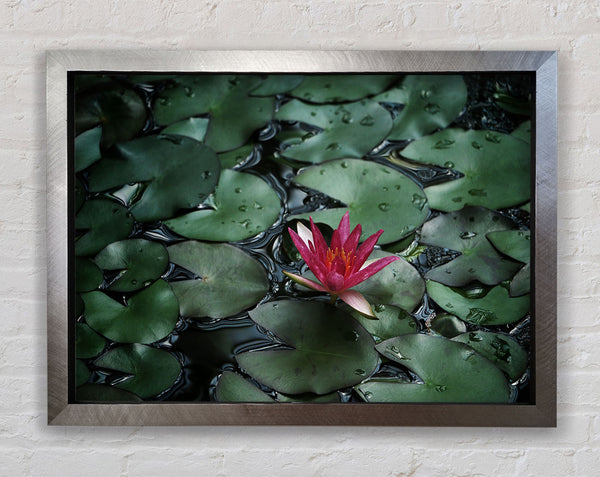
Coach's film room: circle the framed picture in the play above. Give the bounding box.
[47,50,556,426]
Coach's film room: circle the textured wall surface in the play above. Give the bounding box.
[1,0,599,475]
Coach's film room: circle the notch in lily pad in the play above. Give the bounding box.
[487,229,531,297]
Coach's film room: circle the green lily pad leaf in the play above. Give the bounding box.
[76,294,84,318]
[167,241,269,319]
[75,359,90,387]
[374,75,467,140]
[75,84,146,148]
[291,159,429,244]
[487,229,531,296]
[352,250,425,313]
[276,391,341,403]
[250,74,304,96]
[512,120,531,143]
[429,312,466,338]
[487,230,530,263]
[494,87,531,116]
[420,206,522,286]
[290,75,398,103]
[87,135,220,222]
[275,100,393,163]
[153,75,275,152]
[82,279,179,344]
[94,239,169,292]
[452,331,528,382]
[94,344,181,399]
[75,126,102,172]
[401,129,531,211]
[74,74,114,94]
[215,371,275,403]
[520,201,531,213]
[75,258,103,292]
[426,280,530,325]
[128,74,178,85]
[164,169,280,242]
[75,322,106,358]
[509,263,531,297]
[75,199,134,257]
[237,300,379,395]
[161,117,209,142]
[76,384,142,403]
[350,304,418,342]
[218,144,255,169]
[356,334,510,402]
[75,176,85,213]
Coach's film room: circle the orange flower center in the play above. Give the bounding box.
[325,247,356,277]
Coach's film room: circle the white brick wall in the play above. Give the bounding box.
[1,1,598,475]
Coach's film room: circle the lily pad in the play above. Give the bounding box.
[75,384,142,403]
[75,199,134,256]
[289,75,398,103]
[250,75,304,96]
[275,99,393,164]
[94,239,169,292]
[75,359,90,387]
[487,229,531,297]
[401,129,531,211]
[429,312,466,338]
[218,144,255,169]
[374,75,467,140]
[351,250,425,313]
[164,169,280,242]
[75,322,106,358]
[161,117,209,142]
[87,135,221,222]
[452,331,528,381]
[167,241,269,319]
[350,304,418,342]
[512,120,531,143]
[94,344,181,399]
[82,279,179,344]
[75,258,103,292]
[494,86,531,116]
[153,75,275,152]
[75,83,146,148]
[426,280,530,325]
[420,206,522,286]
[75,126,102,172]
[291,159,429,244]
[237,300,379,395]
[355,334,510,402]
[215,371,275,403]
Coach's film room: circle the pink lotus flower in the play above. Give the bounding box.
[283,211,400,317]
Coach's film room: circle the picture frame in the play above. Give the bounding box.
[47,50,557,426]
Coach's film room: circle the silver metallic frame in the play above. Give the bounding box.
[47,50,557,426]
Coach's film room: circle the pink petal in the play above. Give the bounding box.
[345,255,400,288]
[343,224,362,255]
[325,270,345,291]
[353,229,384,271]
[338,290,375,317]
[336,211,351,244]
[288,228,328,282]
[282,271,326,292]
[309,217,329,260]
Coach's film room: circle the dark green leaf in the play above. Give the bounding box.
[75,126,102,172]
[83,279,179,344]
[94,344,181,398]
[161,117,209,142]
[75,258,103,292]
[164,169,280,242]
[75,322,106,358]
[75,199,134,257]
[429,313,467,338]
[215,371,275,403]
[291,159,429,244]
[355,334,510,402]
[167,241,269,319]
[75,359,90,387]
[420,206,522,286]
[218,144,255,169]
[236,300,379,395]
[426,280,530,325]
[94,239,169,292]
[87,135,220,222]
[350,304,418,342]
[76,384,142,402]
[290,75,398,103]
[251,75,304,96]
[275,100,393,163]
